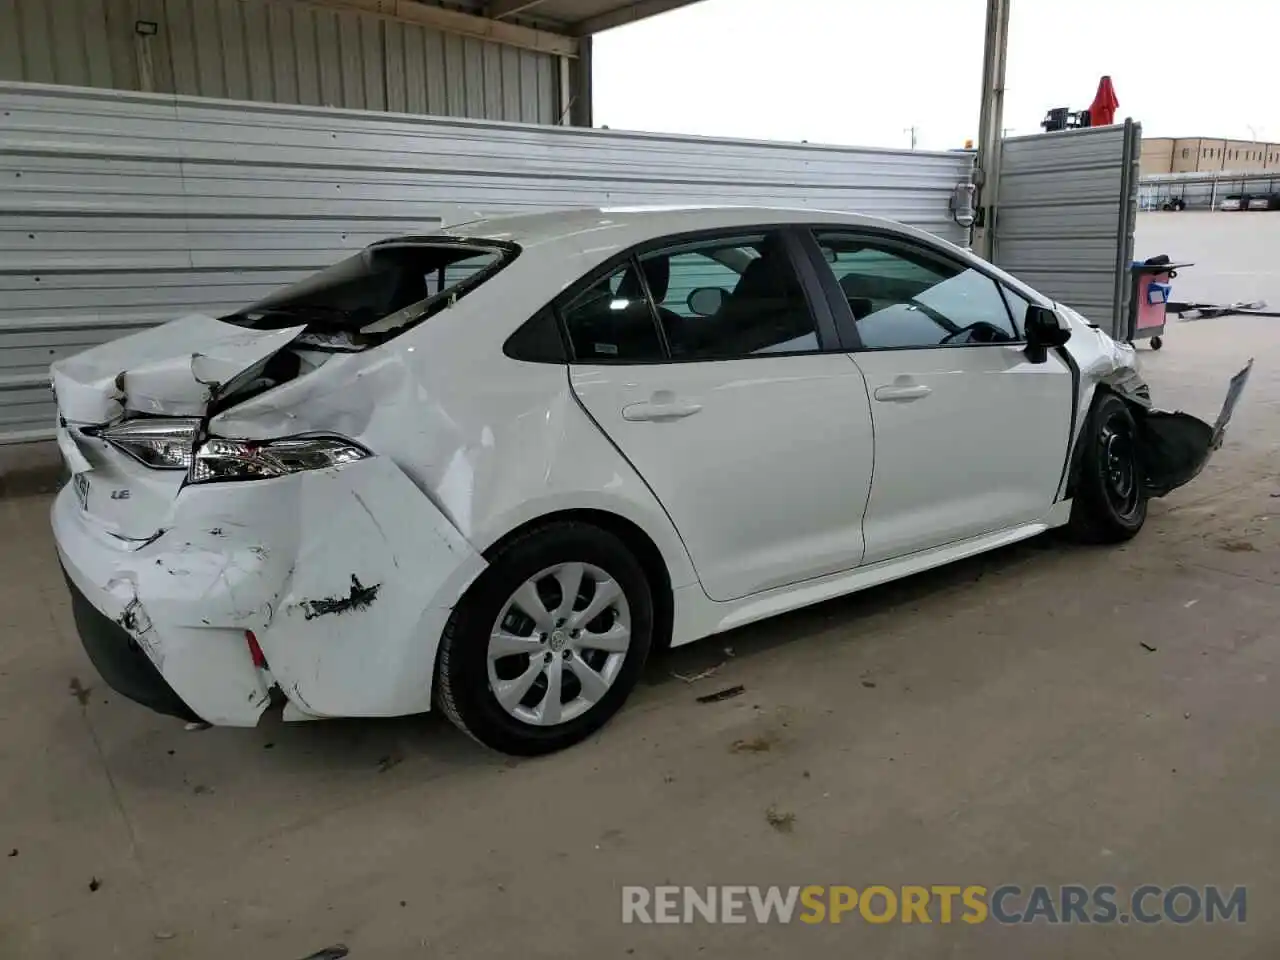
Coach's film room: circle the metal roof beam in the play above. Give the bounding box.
[486,0,552,19]
[296,0,578,56]
[571,0,701,35]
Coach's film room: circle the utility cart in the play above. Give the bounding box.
[1126,257,1191,350]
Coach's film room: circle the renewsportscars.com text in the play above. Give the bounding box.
[621,884,1247,925]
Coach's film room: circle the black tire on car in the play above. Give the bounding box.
[434,521,654,755]
[1068,392,1148,543]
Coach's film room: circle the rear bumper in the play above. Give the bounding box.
[52,455,487,726]
[62,569,199,722]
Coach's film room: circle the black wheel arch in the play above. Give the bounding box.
[476,509,675,655]
[1064,385,1149,501]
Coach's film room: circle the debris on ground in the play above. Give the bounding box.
[764,805,796,833]
[1140,642,1158,653]
[1218,539,1258,553]
[298,947,349,960]
[184,721,211,732]
[731,734,775,754]
[670,664,722,684]
[88,877,101,892]
[723,646,735,658]
[1166,299,1272,321]
[68,676,91,706]
[377,751,403,773]
[861,680,877,689]
[1184,599,1199,608]
[8,848,17,857]
[696,685,745,704]
[192,784,213,796]
[153,931,176,941]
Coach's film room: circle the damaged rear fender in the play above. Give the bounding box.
[243,456,488,719]
[56,454,487,725]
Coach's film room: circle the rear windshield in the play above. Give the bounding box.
[222,238,516,347]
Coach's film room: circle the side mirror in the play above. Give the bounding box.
[1024,304,1071,363]
[687,287,726,317]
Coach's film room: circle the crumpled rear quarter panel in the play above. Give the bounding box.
[55,456,484,724]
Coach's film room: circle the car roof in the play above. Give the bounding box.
[416,206,912,247]
[372,205,1050,309]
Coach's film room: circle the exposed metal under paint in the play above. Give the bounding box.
[300,576,382,621]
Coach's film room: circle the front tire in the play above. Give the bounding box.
[435,521,653,755]
[1068,393,1148,543]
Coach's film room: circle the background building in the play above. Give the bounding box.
[1142,136,1280,176]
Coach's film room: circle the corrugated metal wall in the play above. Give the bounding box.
[0,0,560,123]
[994,123,1141,338]
[0,81,972,443]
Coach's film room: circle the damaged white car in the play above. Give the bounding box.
[51,207,1250,754]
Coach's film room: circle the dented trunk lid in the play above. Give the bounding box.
[51,314,305,424]
[52,315,305,541]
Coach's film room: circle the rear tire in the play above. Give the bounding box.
[1068,393,1148,543]
[434,521,653,755]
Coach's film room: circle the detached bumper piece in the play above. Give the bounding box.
[63,570,200,722]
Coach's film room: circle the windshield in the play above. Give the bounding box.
[221,239,516,346]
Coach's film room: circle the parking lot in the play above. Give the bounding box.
[2,212,1279,959]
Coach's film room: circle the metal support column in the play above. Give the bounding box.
[973,0,1010,260]
[568,34,593,127]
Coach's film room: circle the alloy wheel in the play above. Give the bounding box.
[486,562,632,726]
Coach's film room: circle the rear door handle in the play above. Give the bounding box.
[874,384,932,402]
[622,400,704,422]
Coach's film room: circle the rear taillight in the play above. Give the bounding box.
[245,630,267,669]
[97,418,200,470]
[188,434,369,484]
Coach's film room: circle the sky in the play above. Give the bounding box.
[592,0,1280,150]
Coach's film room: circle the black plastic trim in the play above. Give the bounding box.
[503,306,569,363]
[62,569,200,723]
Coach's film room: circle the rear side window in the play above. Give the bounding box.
[560,230,820,363]
[561,263,665,362]
[642,232,818,359]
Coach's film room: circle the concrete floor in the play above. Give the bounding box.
[3,218,1279,959]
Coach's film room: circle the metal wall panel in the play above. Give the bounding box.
[994,123,1141,338]
[0,0,558,121]
[0,81,972,442]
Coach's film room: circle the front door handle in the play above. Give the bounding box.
[874,384,932,402]
[622,399,704,422]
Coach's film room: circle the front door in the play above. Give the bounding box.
[807,230,1074,565]
[564,229,875,602]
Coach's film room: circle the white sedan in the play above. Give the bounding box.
[50,207,1248,754]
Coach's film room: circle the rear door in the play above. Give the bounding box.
[564,228,875,603]
[804,229,1073,565]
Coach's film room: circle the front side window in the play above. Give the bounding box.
[814,233,1019,349]
[640,233,819,359]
